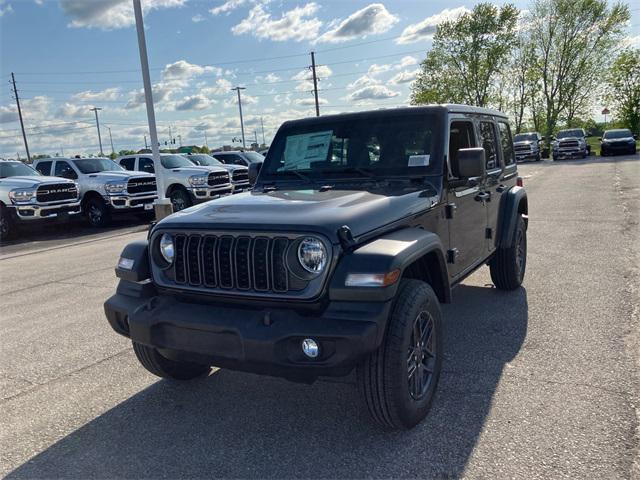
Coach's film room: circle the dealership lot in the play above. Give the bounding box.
[0,157,638,478]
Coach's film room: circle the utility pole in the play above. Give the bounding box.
[10,73,31,162]
[133,0,169,211]
[168,125,173,145]
[254,130,258,146]
[310,51,320,117]
[260,117,265,145]
[89,107,103,156]
[231,86,246,149]
[178,134,182,147]
[107,126,115,154]
[144,134,148,149]
[204,131,208,148]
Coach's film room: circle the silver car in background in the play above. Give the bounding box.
[183,154,250,193]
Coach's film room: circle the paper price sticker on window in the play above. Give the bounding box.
[282,130,333,170]
[408,155,430,167]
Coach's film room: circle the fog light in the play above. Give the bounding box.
[301,338,319,358]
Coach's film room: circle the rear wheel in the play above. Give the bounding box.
[169,188,193,212]
[357,279,442,430]
[85,197,111,227]
[132,342,211,380]
[0,206,13,241]
[490,216,527,290]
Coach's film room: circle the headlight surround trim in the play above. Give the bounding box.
[8,188,36,203]
[297,236,328,275]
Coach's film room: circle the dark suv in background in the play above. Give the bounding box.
[600,129,637,156]
[105,105,528,430]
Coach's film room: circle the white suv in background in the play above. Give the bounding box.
[183,153,250,193]
[116,153,232,211]
[33,157,157,227]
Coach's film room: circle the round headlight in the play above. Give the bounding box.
[159,234,174,264]
[297,237,327,274]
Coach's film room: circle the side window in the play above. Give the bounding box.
[212,155,228,164]
[139,158,155,173]
[479,121,499,170]
[120,157,135,170]
[54,161,77,179]
[448,121,476,177]
[35,160,52,176]
[498,122,515,166]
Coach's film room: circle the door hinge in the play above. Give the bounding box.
[485,227,492,239]
[445,203,457,219]
[447,248,459,264]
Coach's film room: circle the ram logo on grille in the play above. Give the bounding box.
[127,178,157,194]
[208,172,230,186]
[36,184,78,203]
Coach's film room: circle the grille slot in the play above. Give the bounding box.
[127,177,156,194]
[170,233,300,294]
[36,183,78,203]
[208,171,230,187]
[232,169,249,183]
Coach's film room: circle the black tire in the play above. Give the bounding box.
[552,155,558,161]
[169,188,193,212]
[601,149,607,157]
[85,196,111,227]
[357,279,442,430]
[536,153,541,162]
[132,342,211,380]
[490,216,527,290]
[0,205,13,241]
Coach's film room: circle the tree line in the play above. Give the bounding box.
[411,0,639,138]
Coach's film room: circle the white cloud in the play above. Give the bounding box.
[291,65,332,91]
[316,3,398,43]
[257,73,280,83]
[174,95,216,111]
[347,85,399,101]
[0,105,18,124]
[623,35,640,48]
[55,102,88,119]
[347,75,379,90]
[210,0,250,16]
[0,0,13,16]
[59,0,186,30]
[367,56,418,77]
[389,68,419,85]
[162,60,219,79]
[295,97,328,106]
[125,82,176,109]
[232,3,322,42]
[199,78,234,96]
[396,6,469,44]
[192,13,205,22]
[71,88,121,102]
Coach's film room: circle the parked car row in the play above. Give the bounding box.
[0,151,265,241]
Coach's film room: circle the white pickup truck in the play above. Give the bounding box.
[33,157,157,227]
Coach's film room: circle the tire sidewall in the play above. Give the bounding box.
[0,206,12,240]
[86,197,109,227]
[170,189,192,212]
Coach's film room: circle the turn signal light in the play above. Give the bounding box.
[517,177,524,187]
[345,269,401,287]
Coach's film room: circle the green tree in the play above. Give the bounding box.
[528,0,629,140]
[411,3,519,108]
[606,49,640,135]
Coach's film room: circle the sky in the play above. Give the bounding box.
[0,0,638,159]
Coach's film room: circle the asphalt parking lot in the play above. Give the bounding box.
[1,156,638,479]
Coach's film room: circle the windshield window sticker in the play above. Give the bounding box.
[282,130,333,170]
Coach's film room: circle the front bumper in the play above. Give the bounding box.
[107,193,157,211]
[104,280,390,381]
[189,185,233,203]
[601,143,636,154]
[231,181,250,193]
[554,148,585,159]
[515,151,539,161]
[9,200,82,221]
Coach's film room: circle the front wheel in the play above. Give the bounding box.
[357,279,442,430]
[133,342,211,380]
[0,206,14,241]
[169,188,193,212]
[85,197,111,227]
[490,216,527,290]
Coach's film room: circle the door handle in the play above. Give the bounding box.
[475,192,491,202]
[496,184,506,193]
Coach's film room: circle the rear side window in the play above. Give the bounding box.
[215,154,243,165]
[35,160,52,176]
[479,121,499,170]
[120,158,135,170]
[139,158,155,173]
[498,122,515,166]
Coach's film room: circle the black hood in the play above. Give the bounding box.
[156,184,440,243]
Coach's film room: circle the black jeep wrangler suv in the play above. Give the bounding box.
[105,105,528,430]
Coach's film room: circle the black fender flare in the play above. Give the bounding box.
[496,186,528,249]
[329,227,450,303]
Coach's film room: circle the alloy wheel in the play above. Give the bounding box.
[407,311,437,400]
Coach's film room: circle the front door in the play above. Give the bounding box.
[446,120,489,279]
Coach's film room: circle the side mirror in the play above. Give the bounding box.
[248,161,262,185]
[453,148,486,179]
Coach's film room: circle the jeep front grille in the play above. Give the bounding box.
[232,169,249,183]
[172,234,292,293]
[208,172,230,187]
[36,183,78,203]
[127,177,157,194]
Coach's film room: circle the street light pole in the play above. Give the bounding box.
[133,0,170,213]
[90,107,103,156]
[231,86,246,149]
[108,126,115,154]
[260,116,265,145]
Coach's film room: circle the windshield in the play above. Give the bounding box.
[186,154,223,167]
[603,129,633,139]
[72,158,123,174]
[0,162,40,178]
[161,154,195,169]
[262,114,443,182]
[243,151,265,163]
[557,129,584,139]
[514,133,537,142]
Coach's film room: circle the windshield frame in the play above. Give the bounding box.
[71,158,124,174]
[259,111,445,186]
[0,161,41,178]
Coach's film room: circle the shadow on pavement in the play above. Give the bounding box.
[7,284,528,479]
